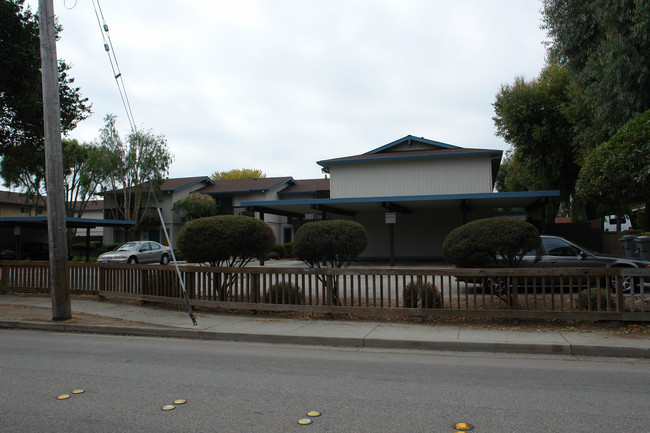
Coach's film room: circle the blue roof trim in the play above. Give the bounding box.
[317,149,502,167]
[205,178,295,195]
[268,177,296,192]
[242,190,560,207]
[167,176,214,192]
[364,135,460,155]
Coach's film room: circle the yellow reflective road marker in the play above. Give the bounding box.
[454,422,474,431]
[173,399,187,405]
[297,418,313,425]
[162,405,175,411]
[307,411,321,417]
[71,389,85,394]
[57,394,70,400]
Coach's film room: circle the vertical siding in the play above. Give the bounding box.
[330,156,493,198]
[355,207,494,258]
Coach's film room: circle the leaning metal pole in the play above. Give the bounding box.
[39,0,71,320]
[151,188,197,325]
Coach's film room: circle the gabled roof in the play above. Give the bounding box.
[278,178,330,195]
[317,135,502,171]
[159,176,213,192]
[0,190,46,206]
[103,176,213,195]
[365,135,460,154]
[199,177,295,194]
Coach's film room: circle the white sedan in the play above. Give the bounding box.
[97,241,171,265]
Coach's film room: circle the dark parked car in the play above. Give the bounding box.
[521,235,649,292]
[97,241,172,265]
[0,242,49,261]
[455,235,649,292]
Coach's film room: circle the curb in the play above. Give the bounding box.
[2,320,648,358]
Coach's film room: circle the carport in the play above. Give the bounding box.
[0,216,136,261]
[242,190,560,263]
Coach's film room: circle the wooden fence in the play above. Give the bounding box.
[1,261,649,321]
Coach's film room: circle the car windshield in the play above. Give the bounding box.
[115,243,140,252]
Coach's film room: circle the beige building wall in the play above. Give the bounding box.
[329,156,494,198]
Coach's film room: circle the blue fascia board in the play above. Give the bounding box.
[268,177,296,192]
[364,135,460,155]
[169,176,214,192]
[241,190,560,207]
[317,149,502,167]
[205,178,295,195]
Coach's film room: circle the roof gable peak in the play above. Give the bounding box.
[364,135,460,155]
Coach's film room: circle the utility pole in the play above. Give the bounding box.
[38,0,71,321]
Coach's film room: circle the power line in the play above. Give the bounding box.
[91,0,136,132]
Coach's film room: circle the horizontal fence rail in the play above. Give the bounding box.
[1,261,649,321]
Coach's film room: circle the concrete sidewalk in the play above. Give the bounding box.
[1,294,648,358]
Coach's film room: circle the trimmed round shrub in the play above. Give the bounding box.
[577,287,616,311]
[403,281,442,308]
[271,244,285,257]
[442,217,541,268]
[177,215,276,266]
[265,251,280,261]
[293,220,368,267]
[265,282,304,304]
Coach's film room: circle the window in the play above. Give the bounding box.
[20,207,29,214]
[542,238,581,257]
[216,196,234,215]
[283,227,293,243]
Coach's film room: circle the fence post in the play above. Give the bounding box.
[327,275,334,306]
[250,273,260,304]
[0,262,7,294]
[616,273,624,313]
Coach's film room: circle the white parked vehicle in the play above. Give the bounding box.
[97,241,171,265]
[603,215,632,232]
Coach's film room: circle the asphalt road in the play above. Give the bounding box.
[1,330,648,432]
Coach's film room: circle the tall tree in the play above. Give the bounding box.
[575,109,650,231]
[210,168,266,181]
[542,0,650,150]
[493,63,578,216]
[98,114,174,239]
[0,0,91,194]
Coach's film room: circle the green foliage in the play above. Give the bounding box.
[177,215,276,267]
[265,251,280,260]
[271,244,285,257]
[210,168,266,181]
[403,280,442,308]
[0,0,91,197]
[442,217,541,268]
[293,220,368,268]
[577,287,615,312]
[575,109,650,229]
[265,282,304,305]
[542,0,650,149]
[98,242,122,255]
[283,242,293,258]
[493,63,578,214]
[98,114,174,236]
[172,192,217,222]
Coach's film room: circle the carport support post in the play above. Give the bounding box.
[39,0,71,321]
[388,223,395,267]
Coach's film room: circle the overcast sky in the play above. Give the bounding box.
[28,0,548,180]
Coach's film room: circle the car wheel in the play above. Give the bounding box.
[610,270,636,293]
[128,256,137,265]
[160,254,169,265]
